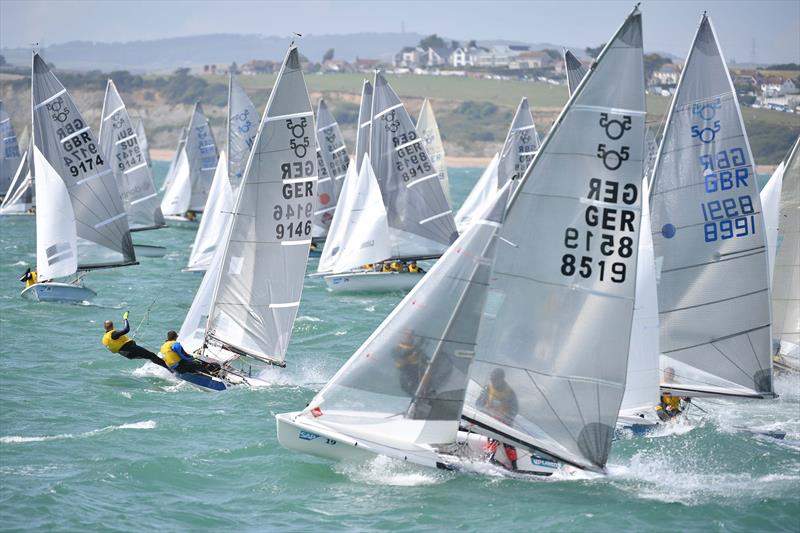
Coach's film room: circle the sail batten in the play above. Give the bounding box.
[416,99,451,206]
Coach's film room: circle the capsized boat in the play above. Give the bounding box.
[649,14,776,399]
[23,53,137,303]
[761,135,799,372]
[322,72,457,292]
[175,45,316,388]
[160,102,219,225]
[98,79,166,257]
[280,7,646,476]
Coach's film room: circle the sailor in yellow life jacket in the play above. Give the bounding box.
[476,368,519,470]
[160,331,220,375]
[19,268,38,288]
[656,367,690,421]
[390,261,402,272]
[408,261,421,273]
[102,311,169,370]
[382,262,392,272]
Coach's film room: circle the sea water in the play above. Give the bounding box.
[0,164,797,532]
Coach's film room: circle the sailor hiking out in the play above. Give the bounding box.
[102,312,169,370]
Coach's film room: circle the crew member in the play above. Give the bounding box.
[382,262,392,272]
[408,261,421,273]
[184,210,197,222]
[19,268,38,288]
[390,261,402,272]
[102,312,169,370]
[160,331,219,375]
[476,368,519,470]
[655,367,690,421]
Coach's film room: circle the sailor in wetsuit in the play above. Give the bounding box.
[19,268,38,288]
[655,367,690,421]
[476,368,519,470]
[160,331,220,375]
[102,312,169,370]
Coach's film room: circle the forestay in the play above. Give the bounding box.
[370,72,458,259]
[317,155,391,274]
[497,97,540,189]
[0,101,22,196]
[649,15,774,398]
[99,80,165,232]
[203,46,316,366]
[564,50,589,96]
[186,152,234,271]
[305,184,510,447]
[454,153,499,232]
[31,54,136,272]
[355,80,373,173]
[465,10,646,472]
[0,150,34,214]
[227,74,257,190]
[417,99,451,207]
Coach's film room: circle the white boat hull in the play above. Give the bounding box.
[20,282,96,303]
[133,244,167,258]
[276,412,559,476]
[323,270,423,292]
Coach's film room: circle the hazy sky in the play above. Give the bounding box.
[1,0,798,64]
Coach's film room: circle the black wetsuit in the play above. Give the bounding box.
[112,320,169,370]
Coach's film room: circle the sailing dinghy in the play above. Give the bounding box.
[160,102,218,226]
[279,7,646,476]
[160,126,187,193]
[23,54,137,302]
[649,14,776,400]
[761,135,799,372]
[310,98,351,253]
[185,74,257,272]
[0,148,34,215]
[172,45,316,389]
[0,101,23,198]
[99,80,166,258]
[321,72,457,292]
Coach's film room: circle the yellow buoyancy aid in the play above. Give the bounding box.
[659,394,682,412]
[102,330,131,353]
[408,263,420,273]
[160,341,182,368]
[485,382,515,420]
[390,261,402,272]
[26,271,38,288]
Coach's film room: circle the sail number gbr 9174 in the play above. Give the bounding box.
[54,114,105,178]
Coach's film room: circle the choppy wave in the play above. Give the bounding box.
[1,420,156,444]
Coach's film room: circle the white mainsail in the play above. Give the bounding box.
[186,152,234,271]
[0,101,23,196]
[31,53,136,274]
[763,136,799,360]
[161,103,218,213]
[463,9,646,472]
[497,97,540,189]
[99,80,165,232]
[564,50,589,96]
[649,15,774,398]
[299,184,510,449]
[355,80,373,174]
[317,155,391,274]
[160,148,191,217]
[0,150,34,214]
[312,98,350,237]
[454,153,499,232]
[370,72,458,259]
[160,126,187,192]
[227,74,258,190]
[417,98,451,207]
[133,118,151,167]
[202,45,316,367]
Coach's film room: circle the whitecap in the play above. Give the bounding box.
[1,420,156,445]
